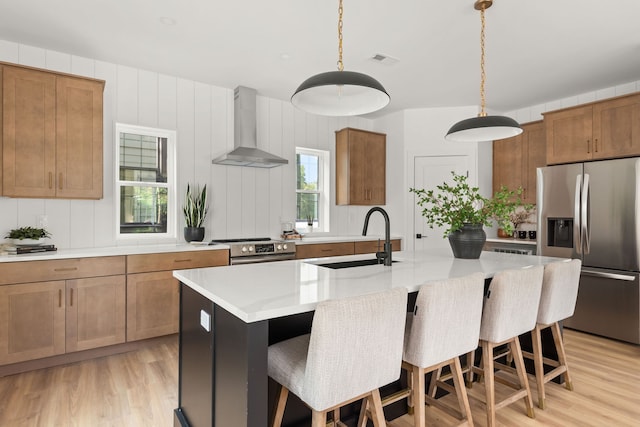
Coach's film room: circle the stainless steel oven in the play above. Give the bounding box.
[210,238,296,265]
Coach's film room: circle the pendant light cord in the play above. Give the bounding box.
[337,0,344,71]
[479,4,487,117]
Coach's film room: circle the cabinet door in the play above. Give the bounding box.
[365,132,386,204]
[492,134,523,197]
[56,76,104,199]
[126,271,179,341]
[522,121,546,203]
[545,105,593,164]
[66,275,126,352]
[0,281,65,365]
[295,242,355,259]
[2,65,56,197]
[336,128,386,205]
[353,239,401,255]
[593,94,640,159]
[347,130,369,204]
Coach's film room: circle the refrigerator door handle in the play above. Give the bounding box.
[581,268,636,281]
[574,174,582,254]
[582,173,590,254]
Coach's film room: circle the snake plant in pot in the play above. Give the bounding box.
[183,183,209,242]
[410,172,527,259]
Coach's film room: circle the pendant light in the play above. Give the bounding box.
[291,0,390,116]
[445,0,522,142]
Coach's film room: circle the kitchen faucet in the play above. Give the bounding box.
[362,207,392,266]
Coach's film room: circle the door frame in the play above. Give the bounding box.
[404,144,481,252]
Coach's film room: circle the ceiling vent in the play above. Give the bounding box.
[370,53,399,65]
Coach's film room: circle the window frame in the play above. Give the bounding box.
[114,123,177,241]
[296,147,330,233]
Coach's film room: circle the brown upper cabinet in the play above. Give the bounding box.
[493,121,546,204]
[1,63,105,199]
[544,92,640,165]
[335,127,386,205]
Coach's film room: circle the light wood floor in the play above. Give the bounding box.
[0,330,638,427]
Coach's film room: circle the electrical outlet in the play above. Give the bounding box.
[37,215,48,228]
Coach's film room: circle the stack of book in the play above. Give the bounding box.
[8,244,57,255]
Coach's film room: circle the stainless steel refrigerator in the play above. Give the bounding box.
[537,157,640,344]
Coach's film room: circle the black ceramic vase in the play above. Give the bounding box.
[184,227,205,242]
[447,223,486,259]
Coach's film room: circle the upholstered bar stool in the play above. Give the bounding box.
[268,287,408,427]
[467,266,544,427]
[359,273,485,427]
[523,259,581,409]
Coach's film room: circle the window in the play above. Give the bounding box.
[115,124,176,240]
[296,147,330,232]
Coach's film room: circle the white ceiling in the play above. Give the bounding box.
[1,0,640,118]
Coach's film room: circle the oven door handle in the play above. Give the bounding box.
[230,254,296,265]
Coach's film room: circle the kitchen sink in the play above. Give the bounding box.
[314,259,399,269]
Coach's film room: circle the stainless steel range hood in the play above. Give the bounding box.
[212,86,288,168]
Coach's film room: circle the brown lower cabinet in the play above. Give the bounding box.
[125,250,229,342]
[0,256,126,365]
[296,239,402,259]
[0,250,229,367]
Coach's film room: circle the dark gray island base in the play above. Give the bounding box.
[172,250,565,426]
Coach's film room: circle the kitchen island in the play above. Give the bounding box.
[173,249,563,427]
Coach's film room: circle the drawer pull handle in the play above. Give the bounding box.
[54,267,78,272]
[58,289,62,307]
[174,259,192,263]
[70,288,74,306]
[321,249,333,252]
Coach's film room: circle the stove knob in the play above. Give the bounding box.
[249,246,254,252]
[283,244,288,250]
[277,244,282,251]
[241,246,248,253]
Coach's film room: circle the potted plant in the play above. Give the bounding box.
[410,172,527,258]
[183,183,209,242]
[5,226,52,246]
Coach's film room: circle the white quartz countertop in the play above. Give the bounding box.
[0,243,229,263]
[174,249,563,323]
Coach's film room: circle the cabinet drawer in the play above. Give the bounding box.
[0,256,125,285]
[354,239,402,255]
[295,242,355,259]
[126,250,229,274]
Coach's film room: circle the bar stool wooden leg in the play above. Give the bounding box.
[531,324,546,409]
[428,366,443,398]
[551,322,574,391]
[412,365,426,427]
[482,340,496,427]
[311,409,326,427]
[451,357,473,424]
[271,385,289,427]
[510,337,535,419]
[368,389,387,427]
[466,350,475,388]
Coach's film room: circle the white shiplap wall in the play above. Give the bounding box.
[0,40,389,249]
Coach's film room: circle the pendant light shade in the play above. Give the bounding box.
[446,115,522,142]
[291,70,390,116]
[446,0,522,142]
[291,0,389,117]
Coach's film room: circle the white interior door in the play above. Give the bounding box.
[413,155,471,251]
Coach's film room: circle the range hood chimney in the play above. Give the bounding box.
[212,86,288,168]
